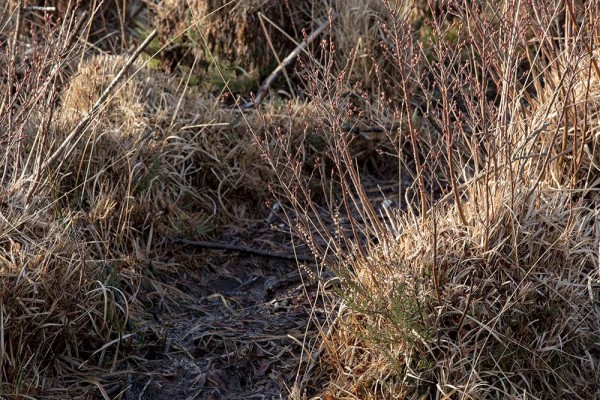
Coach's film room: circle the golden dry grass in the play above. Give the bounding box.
[3,0,600,398]
[279,1,600,399]
[0,8,319,393]
[312,182,600,398]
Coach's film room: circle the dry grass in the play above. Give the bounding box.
[0,5,130,397]
[262,0,600,398]
[56,52,324,244]
[3,0,600,398]
[0,2,318,396]
[151,0,429,97]
[152,0,322,92]
[309,183,600,398]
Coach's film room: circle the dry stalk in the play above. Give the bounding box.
[40,29,158,173]
[244,13,336,109]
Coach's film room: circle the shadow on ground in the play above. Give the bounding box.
[126,237,328,400]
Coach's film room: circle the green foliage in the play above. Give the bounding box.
[135,157,162,193]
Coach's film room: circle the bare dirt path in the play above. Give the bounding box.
[126,244,326,400]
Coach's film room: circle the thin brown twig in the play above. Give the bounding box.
[564,0,600,79]
[343,123,401,134]
[65,10,89,50]
[456,270,475,336]
[3,4,22,138]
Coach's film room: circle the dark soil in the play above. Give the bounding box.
[122,237,329,400]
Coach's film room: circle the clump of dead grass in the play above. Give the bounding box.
[0,205,130,396]
[315,181,600,398]
[0,3,324,394]
[0,6,133,396]
[264,1,600,398]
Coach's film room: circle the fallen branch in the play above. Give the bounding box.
[242,14,337,109]
[171,238,316,263]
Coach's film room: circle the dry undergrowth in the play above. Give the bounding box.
[152,0,321,93]
[266,1,600,399]
[2,0,600,399]
[0,2,319,396]
[151,0,424,97]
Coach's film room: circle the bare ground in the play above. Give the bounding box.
[121,227,329,400]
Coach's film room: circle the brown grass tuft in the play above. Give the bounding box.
[265,1,600,398]
[0,208,130,396]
